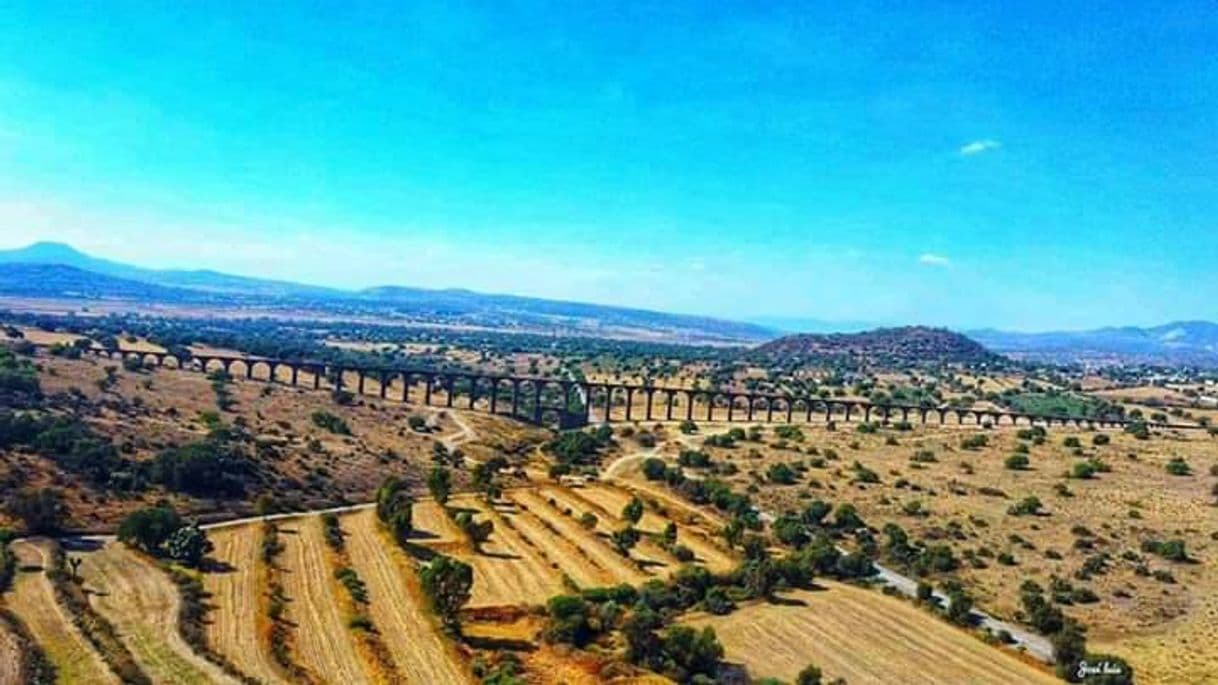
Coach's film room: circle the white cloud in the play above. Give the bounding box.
[959,139,1001,156]
[919,253,951,267]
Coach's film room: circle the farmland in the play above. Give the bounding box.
[4,324,1214,683]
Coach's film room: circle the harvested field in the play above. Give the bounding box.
[449,495,565,608]
[4,539,118,684]
[556,484,736,573]
[342,509,471,684]
[504,499,609,588]
[510,489,649,586]
[279,516,370,685]
[0,619,20,685]
[77,540,239,684]
[685,584,1057,685]
[535,486,677,575]
[205,523,294,685]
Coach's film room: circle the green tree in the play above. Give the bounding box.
[427,467,452,505]
[418,555,473,633]
[118,506,184,554]
[164,523,213,567]
[622,497,644,525]
[796,664,824,685]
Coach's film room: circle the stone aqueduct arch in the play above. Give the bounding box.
[46,344,1164,431]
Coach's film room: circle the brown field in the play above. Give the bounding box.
[205,523,294,685]
[3,539,119,684]
[341,509,471,684]
[77,540,238,684]
[0,619,19,685]
[685,584,1058,684]
[278,516,370,684]
[632,420,1218,684]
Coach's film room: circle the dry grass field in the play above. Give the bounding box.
[685,584,1058,684]
[204,522,294,685]
[3,539,119,684]
[627,420,1218,684]
[278,515,371,684]
[76,540,239,684]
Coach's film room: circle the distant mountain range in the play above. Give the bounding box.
[1,242,1214,366]
[0,242,773,344]
[970,323,1218,367]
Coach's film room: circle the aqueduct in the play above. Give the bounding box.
[32,344,1188,432]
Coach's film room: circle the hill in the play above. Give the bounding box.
[0,242,773,343]
[751,326,1002,368]
[970,321,1218,367]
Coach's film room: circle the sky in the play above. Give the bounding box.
[0,2,1215,332]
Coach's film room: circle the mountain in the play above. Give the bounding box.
[751,326,1001,367]
[0,242,340,298]
[0,242,773,343]
[970,322,1218,367]
[0,263,213,302]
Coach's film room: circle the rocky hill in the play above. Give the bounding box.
[751,326,1002,368]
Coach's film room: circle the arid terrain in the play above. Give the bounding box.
[2,321,1215,684]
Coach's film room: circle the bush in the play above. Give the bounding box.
[1007,496,1043,517]
[960,434,988,450]
[767,463,797,485]
[642,457,667,481]
[1004,454,1030,470]
[1092,433,1110,446]
[311,410,351,435]
[164,523,213,567]
[418,555,473,632]
[1165,457,1191,476]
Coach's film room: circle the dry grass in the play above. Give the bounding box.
[342,509,472,684]
[640,421,1218,684]
[278,516,370,684]
[77,540,239,684]
[4,540,118,684]
[205,523,294,685]
[684,584,1058,684]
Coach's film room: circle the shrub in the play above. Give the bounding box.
[311,410,351,435]
[418,555,473,632]
[767,463,797,485]
[960,434,988,450]
[1007,496,1044,517]
[1004,454,1030,470]
[642,457,667,481]
[164,524,213,567]
[1092,433,1110,446]
[1165,457,1191,476]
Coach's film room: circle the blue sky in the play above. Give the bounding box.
[0,2,1214,331]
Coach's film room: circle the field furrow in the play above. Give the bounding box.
[503,505,608,588]
[5,539,119,684]
[205,523,294,685]
[509,490,648,585]
[451,496,563,607]
[79,540,239,685]
[567,484,737,573]
[537,486,676,575]
[342,509,471,684]
[280,516,372,685]
[685,584,1057,685]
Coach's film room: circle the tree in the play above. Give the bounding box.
[427,467,452,505]
[661,625,723,681]
[721,518,744,549]
[642,457,667,481]
[1052,619,1088,682]
[579,512,598,530]
[164,523,213,567]
[118,505,183,554]
[773,513,809,549]
[661,521,678,546]
[544,595,594,646]
[623,606,664,669]
[622,497,644,525]
[6,488,68,535]
[611,526,640,555]
[376,476,414,542]
[796,664,824,685]
[418,555,473,633]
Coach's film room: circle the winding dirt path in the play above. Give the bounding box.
[78,540,239,685]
